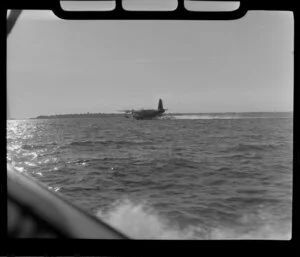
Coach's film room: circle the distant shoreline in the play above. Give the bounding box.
[16,111,291,120]
[6,112,293,120]
[31,113,123,119]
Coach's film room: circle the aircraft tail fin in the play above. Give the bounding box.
[158,99,164,111]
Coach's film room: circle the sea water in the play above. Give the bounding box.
[6,112,293,239]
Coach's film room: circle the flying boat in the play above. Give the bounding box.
[120,99,167,120]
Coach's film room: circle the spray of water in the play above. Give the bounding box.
[96,198,205,239]
[96,198,291,240]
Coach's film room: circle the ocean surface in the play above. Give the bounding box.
[7,112,293,239]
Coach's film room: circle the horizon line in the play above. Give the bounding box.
[7,110,294,120]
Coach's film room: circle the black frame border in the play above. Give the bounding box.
[3,0,299,256]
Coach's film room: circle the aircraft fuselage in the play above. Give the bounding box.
[132,109,165,120]
[124,99,166,120]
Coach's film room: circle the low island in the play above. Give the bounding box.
[31,113,123,119]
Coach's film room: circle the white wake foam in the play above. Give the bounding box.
[171,115,278,120]
[172,115,231,120]
[96,198,197,239]
[95,198,291,240]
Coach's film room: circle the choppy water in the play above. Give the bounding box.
[7,112,293,239]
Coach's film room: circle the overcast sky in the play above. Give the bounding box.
[7,9,293,119]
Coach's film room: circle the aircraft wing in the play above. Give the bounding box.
[118,109,134,114]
